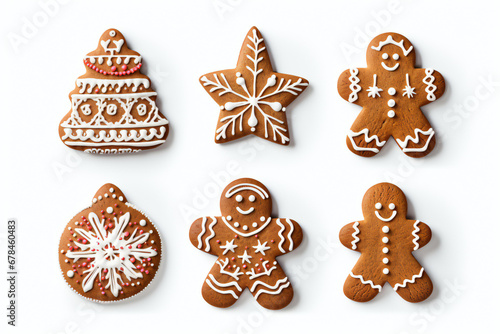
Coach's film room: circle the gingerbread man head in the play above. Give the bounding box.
[362,182,407,223]
[367,33,416,73]
[220,178,272,236]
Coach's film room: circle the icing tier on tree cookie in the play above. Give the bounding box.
[59,29,169,154]
[339,183,433,303]
[338,33,445,158]
[59,184,162,302]
[189,178,303,309]
[200,27,309,145]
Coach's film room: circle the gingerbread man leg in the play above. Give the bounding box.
[248,265,293,310]
[347,108,391,157]
[392,109,435,158]
[344,261,385,302]
[202,259,245,308]
[389,259,433,303]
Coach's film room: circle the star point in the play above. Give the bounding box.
[220,239,238,255]
[237,250,252,264]
[252,240,271,255]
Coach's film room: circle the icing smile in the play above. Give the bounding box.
[381,62,399,71]
[236,207,255,215]
[375,210,397,222]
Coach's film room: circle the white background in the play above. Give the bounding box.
[1,0,499,333]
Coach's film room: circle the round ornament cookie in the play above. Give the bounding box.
[339,183,433,303]
[338,32,445,157]
[189,178,303,310]
[200,27,309,145]
[59,29,169,154]
[59,184,162,302]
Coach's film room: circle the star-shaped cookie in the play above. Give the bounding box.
[200,27,309,145]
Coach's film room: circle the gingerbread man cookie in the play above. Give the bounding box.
[59,184,162,302]
[200,27,309,145]
[338,33,445,157]
[189,178,303,309]
[59,29,169,154]
[339,183,432,302]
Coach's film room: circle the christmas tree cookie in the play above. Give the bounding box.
[59,29,169,154]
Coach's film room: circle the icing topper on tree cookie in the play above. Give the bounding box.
[59,29,169,154]
[59,184,162,302]
[200,27,309,145]
[338,33,445,157]
[189,178,303,309]
[339,183,433,302]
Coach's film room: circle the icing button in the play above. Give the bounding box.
[388,110,395,118]
[382,237,389,243]
[382,247,389,253]
[388,87,396,95]
[383,268,390,275]
[382,257,389,264]
[388,99,396,107]
[382,226,389,233]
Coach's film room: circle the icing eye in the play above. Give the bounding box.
[392,54,400,60]
[109,30,116,37]
[382,53,389,60]
[235,195,243,202]
[389,203,396,210]
[375,202,382,210]
[249,195,256,202]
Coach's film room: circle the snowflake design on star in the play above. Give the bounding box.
[200,27,309,145]
[65,211,157,297]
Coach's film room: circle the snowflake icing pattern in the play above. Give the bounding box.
[65,211,157,297]
[200,28,308,145]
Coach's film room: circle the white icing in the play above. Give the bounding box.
[367,74,383,98]
[251,277,289,300]
[375,210,397,222]
[222,216,271,238]
[375,203,382,210]
[371,35,413,56]
[423,68,437,101]
[220,239,238,255]
[196,217,217,252]
[351,222,360,250]
[388,87,396,95]
[76,78,150,94]
[403,73,416,98]
[383,268,390,275]
[412,220,421,250]
[62,127,167,147]
[396,128,435,153]
[382,62,399,72]
[382,226,389,233]
[106,207,113,214]
[388,110,395,118]
[236,206,255,215]
[253,240,271,255]
[208,274,242,292]
[348,129,386,153]
[237,250,252,264]
[67,270,74,278]
[234,222,239,228]
[382,237,389,243]
[382,53,389,60]
[393,268,424,291]
[252,222,258,228]
[225,183,269,200]
[276,219,294,253]
[349,272,382,292]
[382,257,389,264]
[389,203,395,210]
[206,278,239,299]
[217,258,243,280]
[387,99,395,107]
[139,219,147,227]
[235,195,243,202]
[249,195,256,202]
[392,54,400,60]
[382,247,389,253]
[348,68,362,102]
[242,225,248,231]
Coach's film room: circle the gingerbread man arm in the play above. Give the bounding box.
[337,68,367,106]
[273,219,303,255]
[415,68,445,106]
[189,216,227,256]
[409,220,432,250]
[339,221,362,252]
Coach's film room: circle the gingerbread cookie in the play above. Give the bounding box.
[59,184,162,302]
[200,27,309,145]
[189,178,303,309]
[59,29,169,154]
[339,183,433,302]
[338,33,445,157]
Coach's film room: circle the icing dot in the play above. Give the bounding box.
[112,194,117,198]
[382,237,389,243]
[282,107,286,111]
[234,222,240,228]
[104,193,109,198]
[140,219,147,227]
[251,127,256,132]
[382,53,389,59]
[93,198,97,203]
[119,196,124,201]
[235,195,243,202]
[98,196,102,200]
[242,225,248,231]
[220,105,224,110]
[60,250,64,254]
[375,202,382,210]
[392,53,400,60]
[227,216,232,221]
[389,203,396,210]
[252,222,258,228]
[388,88,396,95]
[260,216,265,222]
[67,270,75,278]
[249,195,256,202]
[383,268,390,275]
[236,72,241,77]
[382,257,389,264]
[388,110,395,118]
[382,247,389,253]
[106,207,113,214]
[109,188,114,193]
[273,261,277,265]
[382,226,389,233]
[387,99,396,107]
[109,30,116,37]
